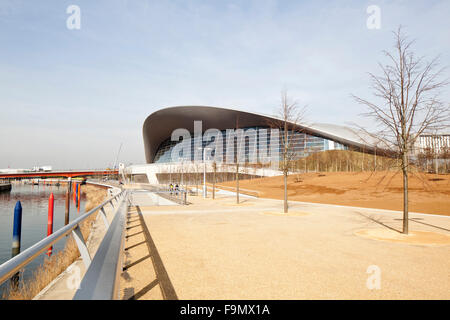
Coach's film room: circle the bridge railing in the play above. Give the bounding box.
[0,189,128,291]
[73,191,128,299]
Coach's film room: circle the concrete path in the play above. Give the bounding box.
[119,190,450,300]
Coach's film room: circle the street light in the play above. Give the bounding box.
[197,146,212,198]
[180,156,188,191]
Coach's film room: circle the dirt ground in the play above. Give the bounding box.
[220,171,450,216]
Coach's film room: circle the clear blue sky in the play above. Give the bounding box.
[1,0,449,169]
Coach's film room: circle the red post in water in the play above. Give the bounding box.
[47,193,54,257]
[77,184,81,212]
[73,183,76,204]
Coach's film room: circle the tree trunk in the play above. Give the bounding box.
[284,171,288,213]
[402,152,409,234]
[236,162,239,204]
[362,151,365,171]
[212,164,216,199]
[435,156,438,174]
[374,148,377,171]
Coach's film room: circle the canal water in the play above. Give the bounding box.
[0,182,86,296]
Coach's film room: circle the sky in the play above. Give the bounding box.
[0,0,449,169]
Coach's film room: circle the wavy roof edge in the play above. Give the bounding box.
[143,105,378,163]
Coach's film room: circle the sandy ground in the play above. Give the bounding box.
[120,191,176,300]
[120,190,450,300]
[219,171,450,215]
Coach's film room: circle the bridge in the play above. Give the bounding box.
[0,169,119,179]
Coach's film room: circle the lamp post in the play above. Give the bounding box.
[181,158,185,190]
[180,156,189,193]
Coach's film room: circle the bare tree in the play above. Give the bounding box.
[442,145,450,173]
[212,161,217,199]
[269,91,307,213]
[234,116,240,204]
[353,27,449,234]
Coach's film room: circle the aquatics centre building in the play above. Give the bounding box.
[126,106,377,184]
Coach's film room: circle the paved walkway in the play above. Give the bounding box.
[119,189,450,299]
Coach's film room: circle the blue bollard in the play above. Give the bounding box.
[11,201,22,288]
[12,201,22,257]
[75,183,79,207]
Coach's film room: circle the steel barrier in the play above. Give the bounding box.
[73,191,129,299]
[0,189,127,288]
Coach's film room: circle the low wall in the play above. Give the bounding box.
[127,163,282,185]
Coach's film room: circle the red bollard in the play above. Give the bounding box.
[73,183,76,205]
[47,193,54,257]
[77,184,81,212]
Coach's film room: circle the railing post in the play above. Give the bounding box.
[100,207,109,228]
[72,225,91,268]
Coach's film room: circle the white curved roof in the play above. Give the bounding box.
[143,105,377,163]
[308,123,378,148]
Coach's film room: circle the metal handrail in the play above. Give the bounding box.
[73,191,128,300]
[0,189,126,286]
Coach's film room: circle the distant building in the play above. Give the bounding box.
[415,134,450,155]
[0,168,29,174]
[31,166,52,172]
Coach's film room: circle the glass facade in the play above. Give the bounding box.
[153,126,348,163]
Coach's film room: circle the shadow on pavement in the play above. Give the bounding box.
[123,205,178,300]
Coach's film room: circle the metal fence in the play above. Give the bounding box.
[0,188,128,295]
[73,191,128,299]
